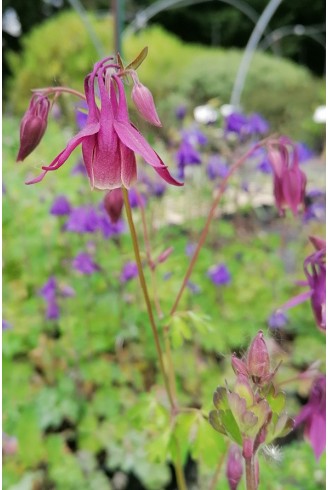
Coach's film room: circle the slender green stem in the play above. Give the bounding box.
[122,187,175,407]
[245,457,257,490]
[136,190,178,401]
[169,143,263,317]
[123,187,188,490]
[32,86,86,100]
[173,436,188,490]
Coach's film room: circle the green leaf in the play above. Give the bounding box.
[219,409,243,445]
[209,410,227,435]
[266,384,286,414]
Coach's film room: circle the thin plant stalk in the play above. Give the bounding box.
[122,187,187,490]
[122,187,174,406]
[32,87,86,100]
[245,456,257,490]
[136,190,178,401]
[169,141,268,317]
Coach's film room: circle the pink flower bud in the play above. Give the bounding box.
[17,95,50,161]
[132,81,162,127]
[231,354,248,377]
[242,437,254,459]
[157,247,174,264]
[246,331,270,381]
[226,445,243,490]
[104,188,124,223]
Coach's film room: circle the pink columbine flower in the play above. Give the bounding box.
[266,138,307,216]
[26,57,181,190]
[295,374,326,460]
[278,237,326,332]
[17,94,50,161]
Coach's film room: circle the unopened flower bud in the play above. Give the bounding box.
[246,331,270,381]
[132,81,162,127]
[226,445,243,490]
[17,95,50,161]
[231,354,248,377]
[157,247,174,264]
[104,188,124,223]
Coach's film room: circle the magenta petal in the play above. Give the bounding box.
[153,154,184,186]
[120,142,137,189]
[113,121,164,169]
[279,290,313,311]
[42,122,100,172]
[309,414,326,460]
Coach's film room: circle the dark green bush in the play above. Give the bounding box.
[6,11,324,142]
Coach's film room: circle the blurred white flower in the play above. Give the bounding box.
[193,105,218,124]
[313,105,326,124]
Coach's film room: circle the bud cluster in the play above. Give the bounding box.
[209,331,293,460]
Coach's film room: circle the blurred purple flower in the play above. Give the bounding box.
[182,127,208,146]
[185,242,197,257]
[296,142,315,163]
[150,181,167,198]
[207,155,229,180]
[303,189,326,223]
[208,264,231,286]
[39,277,60,320]
[39,276,57,301]
[71,160,88,176]
[268,310,288,329]
[120,261,138,283]
[60,285,76,297]
[50,195,71,216]
[225,112,248,135]
[248,113,270,134]
[46,299,60,320]
[76,102,88,129]
[129,188,147,208]
[176,140,202,179]
[176,105,187,120]
[2,319,12,331]
[72,252,100,275]
[99,215,125,239]
[295,374,326,460]
[65,206,100,234]
[303,202,326,223]
[187,281,201,294]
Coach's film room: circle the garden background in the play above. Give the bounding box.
[2,1,326,489]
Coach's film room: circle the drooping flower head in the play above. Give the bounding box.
[265,137,307,216]
[17,94,50,162]
[25,51,182,190]
[277,237,326,332]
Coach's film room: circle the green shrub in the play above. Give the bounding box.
[6,10,324,142]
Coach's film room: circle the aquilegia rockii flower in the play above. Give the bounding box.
[277,236,326,332]
[24,53,182,190]
[266,137,307,216]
